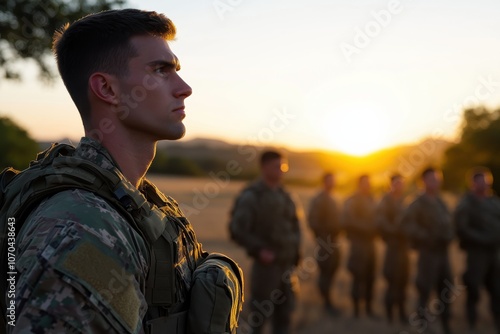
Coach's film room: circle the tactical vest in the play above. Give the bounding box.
[229,181,300,266]
[0,143,243,333]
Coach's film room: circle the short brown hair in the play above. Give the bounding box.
[260,150,282,165]
[322,171,334,182]
[358,174,369,184]
[467,166,493,183]
[390,173,402,183]
[421,166,437,179]
[53,9,176,123]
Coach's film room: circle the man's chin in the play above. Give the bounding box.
[161,127,186,141]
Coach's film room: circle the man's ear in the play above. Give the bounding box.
[89,73,120,105]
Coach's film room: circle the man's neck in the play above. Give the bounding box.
[359,190,371,197]
[88,131,156,188]
[473,190,488,198]
[263,179,280,190]
[425,189,438,198]
[390,191,403,199]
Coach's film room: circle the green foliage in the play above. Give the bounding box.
[164,157,205,176]
[0,116,40,170]
[0,0,124,81]
[443,107,500,193]
[150,151,204,177]
[149,147,259,179]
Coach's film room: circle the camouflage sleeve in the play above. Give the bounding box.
[229,190,266,257]
[12,189,149,334]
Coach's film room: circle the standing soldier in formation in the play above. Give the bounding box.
[376,174,409,324]
[454,167,500,333]
[230,151,302,334]
[342,174,378,318]
[402,167,454,334]
[307,172,342,316]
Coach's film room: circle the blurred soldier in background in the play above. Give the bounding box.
[342,174,377,318]
[230,151,302,334]
[402,167,454,334]
[307,172,341,316]
[454,167,500,333]
[376,174,409,324]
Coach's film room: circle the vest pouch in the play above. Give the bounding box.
[146,233,175,307]
[146,310,187,334]
[187,254,244,334]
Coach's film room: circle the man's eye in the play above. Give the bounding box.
[154,66,167,75]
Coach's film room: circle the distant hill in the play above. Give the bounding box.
[152,136,452,190]
[275,137,451,191]
[38,137,452,190]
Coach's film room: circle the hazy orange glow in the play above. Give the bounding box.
[1,2,500,157]
[325,108,389,156]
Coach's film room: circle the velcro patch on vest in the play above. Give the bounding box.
[58,241,141,332]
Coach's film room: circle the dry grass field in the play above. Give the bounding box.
[148,174,497,334]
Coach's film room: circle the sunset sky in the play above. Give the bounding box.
[2,0,500,155]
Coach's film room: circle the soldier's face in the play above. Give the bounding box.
[424,171,442,192]
[391,177,404,193]
[324,175,335,190]
[115,35,192,141]
[472,174,492,193]
[358,177,371,194]
[262,158,286,183]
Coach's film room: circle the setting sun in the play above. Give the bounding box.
[304,75,405,156]
[324,107,389,156]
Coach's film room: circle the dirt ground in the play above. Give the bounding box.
[149,175,498,334]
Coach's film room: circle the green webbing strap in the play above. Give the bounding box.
[147,233,174,308]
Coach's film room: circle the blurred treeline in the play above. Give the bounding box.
[1,106,500,194]
[442,107,500,193]
[0,117,39,170]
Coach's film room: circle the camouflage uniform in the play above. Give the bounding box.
[402,194,454,332]
[10,137,242,333]
[342,192,377,316]
[307,190,341,310]
[376,193,409,323]
[230,180,301,334]
[454,192,500,331]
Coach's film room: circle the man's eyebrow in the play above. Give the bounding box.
[147,58,181,71]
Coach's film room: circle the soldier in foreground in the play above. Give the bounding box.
[342,174,378,318]
[402,167,454,334]
[376,174,409,324]
[307,172,341,316]
[454,167,500,333]
[230,151,301,334]
[1,9,242,333]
